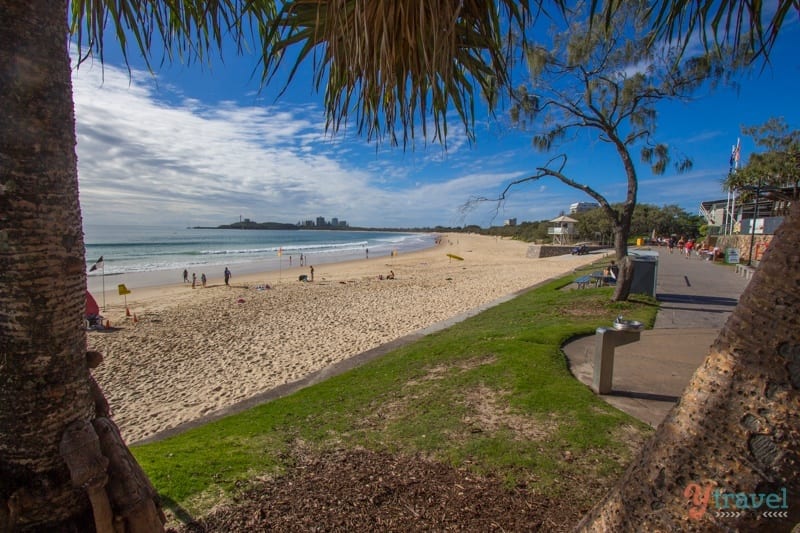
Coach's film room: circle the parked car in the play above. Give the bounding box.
[571,243,589,255]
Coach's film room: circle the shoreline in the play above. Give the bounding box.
[86,233,439,304]
[87,234,605,444]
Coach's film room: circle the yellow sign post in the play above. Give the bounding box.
[118,284,132,314]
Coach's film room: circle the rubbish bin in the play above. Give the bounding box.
[636,237,643,246]
[629,251,658,297]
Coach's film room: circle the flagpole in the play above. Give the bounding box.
[101,262,106,311]
[90,256,106,311]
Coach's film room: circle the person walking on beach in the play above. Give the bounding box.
[309,265,314,282]
[366,248,369,259]
[201,273,207,287]
[192,273,197,289]
[224,267,231,286]
[183,269,189,283]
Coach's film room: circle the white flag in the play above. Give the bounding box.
[89,256,104,272]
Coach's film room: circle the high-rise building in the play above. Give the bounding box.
[570,202,599,214]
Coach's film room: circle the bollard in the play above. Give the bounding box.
[592,325,642,394]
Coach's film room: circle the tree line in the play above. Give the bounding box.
[479,204,704,244]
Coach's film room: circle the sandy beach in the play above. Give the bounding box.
[87,234,602,444]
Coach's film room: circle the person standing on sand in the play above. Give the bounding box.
[192,273,196,289]
[309,265,314,282]
[224,267,231,286]
[201,273,207,287]
[183,269,189,283]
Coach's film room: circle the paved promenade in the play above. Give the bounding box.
[562,247,750,427]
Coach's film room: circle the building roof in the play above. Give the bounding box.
[549,215,578,223]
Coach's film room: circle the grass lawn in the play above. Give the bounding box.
[131,270,658,527]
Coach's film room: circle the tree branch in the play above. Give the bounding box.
[461,154,620,226]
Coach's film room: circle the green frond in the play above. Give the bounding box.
[261,0,539,148]
[591,0,796,61]
[69,1,278,71]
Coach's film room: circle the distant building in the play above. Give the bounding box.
[700,186,794,236]
[570,202,599,214]
[297,216,348,228]
[504,218,517,226]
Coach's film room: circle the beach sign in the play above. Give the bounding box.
[118,284,133,316]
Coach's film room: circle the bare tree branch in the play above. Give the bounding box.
[461,154,621,226]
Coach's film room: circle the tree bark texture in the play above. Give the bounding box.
[0,1,95,527]
[612,225,634,302]
[1,3,163,531]
[579,201,800,530]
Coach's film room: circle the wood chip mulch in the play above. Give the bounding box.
[171,448,591,532]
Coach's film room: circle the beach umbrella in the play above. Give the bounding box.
[86,291,100,317]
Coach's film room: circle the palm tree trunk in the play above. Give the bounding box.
[578,201,800,530]
[1,3,163,530]
[0,1,95,527]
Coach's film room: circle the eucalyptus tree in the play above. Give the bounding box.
[629,203,702,239]
[494,2,733,301]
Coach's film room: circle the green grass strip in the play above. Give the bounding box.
[132,271,657,516]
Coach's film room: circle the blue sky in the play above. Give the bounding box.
[71,16,799,229]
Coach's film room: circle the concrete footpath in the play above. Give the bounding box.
[562,248,750,427]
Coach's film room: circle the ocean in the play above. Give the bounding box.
[83,225,437,277]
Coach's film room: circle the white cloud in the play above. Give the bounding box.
[71,54,535,229]
[71,43,742,230]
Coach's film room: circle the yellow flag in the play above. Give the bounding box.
[118,284,131,295]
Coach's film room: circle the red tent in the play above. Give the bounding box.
[86,290,100,316]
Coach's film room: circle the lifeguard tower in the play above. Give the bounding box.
[548,215,578,245]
